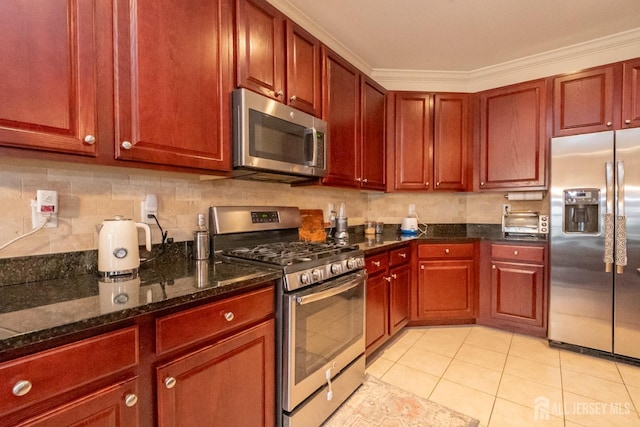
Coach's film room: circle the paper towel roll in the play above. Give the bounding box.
[506,191,544,201]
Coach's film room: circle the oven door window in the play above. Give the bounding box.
[249,109,314,164]
[291,280,364,385]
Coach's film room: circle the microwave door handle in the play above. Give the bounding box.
[295,273,364,305]
[304,127,318,167]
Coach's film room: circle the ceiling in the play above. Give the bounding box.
[269,0,640,90]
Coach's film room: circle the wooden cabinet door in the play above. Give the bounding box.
[394,93,432,190]
[490,261,544,328]
[322,48,360,188]
[236,0,285,101]
[479,79,547,190]
[114,0,233,171]
[365,272,389,355]
[553,65,617,136]
[417,260,474,320]
[157,320,275,427]
[17,378,139,427]
[433,94,470,191]
[0,0,98,156]
[360,77,387,191]
[622,58,640,129]
[286,21,321,116]
[389,263,410,335]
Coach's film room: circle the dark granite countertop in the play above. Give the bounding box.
[0,244,280,353]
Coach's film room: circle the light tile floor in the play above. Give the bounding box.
[366,325,640,426]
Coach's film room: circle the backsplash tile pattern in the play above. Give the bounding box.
[0,157,547,259]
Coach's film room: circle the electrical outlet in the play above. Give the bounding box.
[408,204,416,215]
[503,204,510,215]
[32,190,58,228]
[141,194,158,224]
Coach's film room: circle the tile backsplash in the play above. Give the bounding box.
[0,157,548,259]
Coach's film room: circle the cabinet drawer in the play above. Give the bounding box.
[491,244,545,263]
[0,327,138,416]
[389,246,410,267]
[365,253,388,275]
[418,243,474,259]
[156,285,275,356]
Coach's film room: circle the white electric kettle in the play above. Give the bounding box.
[98,216,152,280]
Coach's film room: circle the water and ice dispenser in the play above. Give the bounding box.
[563,188,600,234]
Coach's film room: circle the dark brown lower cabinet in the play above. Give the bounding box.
[156,320,275,427]
[478,242,547,337]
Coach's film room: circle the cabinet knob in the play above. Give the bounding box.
[164,377,177,389]
[421,265,425,270]
[275,90,284,97]
[12,380,32,397]
[355,177,362,182]
[391,273,397,279]
[124,393,138,407]
[492,265,496,269]
[384,276,391,282]
[514,250,519,255]
[480,182,485,186]
[445,248,450,254]
[290,95,297,102]
[362,178,368,183]
[626,119,632,124]
[436,181,440,187]
[83,135,96,145]
[373,261,381,267]
[606,121,612,127]
[399,253,407,258]
[121,141,133,150]
[425,182,430,187]
[224,311,235,322]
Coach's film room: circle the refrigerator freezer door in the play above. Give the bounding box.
[614,127,640,359]
[549,131,614,352]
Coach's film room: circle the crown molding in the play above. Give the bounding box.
[266,0,640,92]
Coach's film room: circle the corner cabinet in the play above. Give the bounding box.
[414,242,476,323]
[113,0,233,171]
[0,0,99,156]
[365,245,411,356]
[391,92,471,192]
[478,79,548,190]
[478,241,547,337]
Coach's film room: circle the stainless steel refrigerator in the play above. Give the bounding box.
[549,127,640,359]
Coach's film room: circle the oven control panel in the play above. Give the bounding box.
[251,211,280,223]
[285,255,365,291]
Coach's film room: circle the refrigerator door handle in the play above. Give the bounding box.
[604,161,615,272]
[616,161,627,274]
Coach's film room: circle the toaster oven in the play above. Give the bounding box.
[502,211,549,236]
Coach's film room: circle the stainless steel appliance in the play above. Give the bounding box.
[210,206,366,427]
[501,211,549,237]
[549,128,640,359]
[232,88,328,183]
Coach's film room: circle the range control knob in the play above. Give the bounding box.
[331,263,343,274]
[300,272,312,285]
[311,269,322,281]
[347,258,358,269]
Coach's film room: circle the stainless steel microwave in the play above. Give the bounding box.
[232,88,328,183]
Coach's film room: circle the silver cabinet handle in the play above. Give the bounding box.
[121,141,132,150]
[164,377,176,389]
[399,253,407,258]
[83,135,96,145]
[513,250,519,256]
[275,90,283,97]
[420,265,425,270]
[384,276,391,282]
[445,249,450,254]
[124,393,138,407]
[425,182,429,187]
[492,265,496,269]
[626,119,632,124]
[224,312,235,321]
[355,177,362,182]
[290,95,297,102]
[12,380,32,397]
[372,261,381,267]
[480,182,485,186]
[606,121,612,127]
[362,178,368,183]
[391,273,397,279]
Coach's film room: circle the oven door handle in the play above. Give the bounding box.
[295,274,364,306]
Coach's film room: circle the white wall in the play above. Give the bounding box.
[0,157,547,259]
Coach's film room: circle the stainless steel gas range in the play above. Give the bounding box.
[210,206,366,427]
